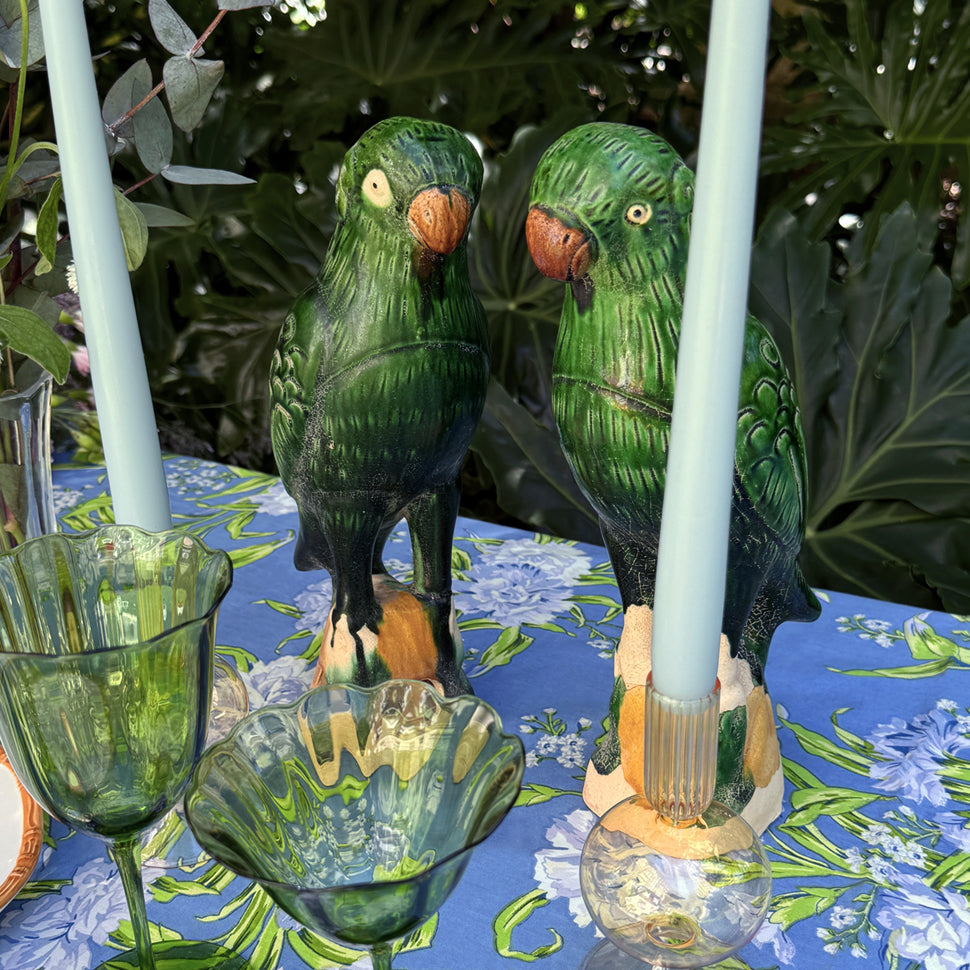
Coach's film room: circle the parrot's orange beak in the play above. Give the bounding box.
[525,206,592,282]
[408,187,471,255]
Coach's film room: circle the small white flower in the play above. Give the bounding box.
[862,823,891,846]
[829,906,855,929]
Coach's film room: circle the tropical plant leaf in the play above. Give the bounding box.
[749,207,840,472]
[752,204,970,612]
[762,0,970,283]
[258,0,629,142]
[114,188,149,270]
[471,378,600,543]
[163,56,225,132]
[33,176,62,275]
[134,202,195,228]
[0,305,70,381]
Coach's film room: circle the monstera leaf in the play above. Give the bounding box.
[762,0,970,285]
[751,204,970,612]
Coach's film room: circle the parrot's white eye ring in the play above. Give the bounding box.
[625,203,652,225]
[362,169,393,208]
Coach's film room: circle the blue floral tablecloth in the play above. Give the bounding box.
[3,456,970,970]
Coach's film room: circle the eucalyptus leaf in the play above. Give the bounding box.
[33,177,62,276]
[0,306,70,382]
[134,202,195,228]
[132,80,174,174]
[101,59,153,136]
[217,0,273,8]
[163,56,224,132]
[148,0,197,56]
[114,189,149,271]
[0,0,43,69]
[161,164,253,185]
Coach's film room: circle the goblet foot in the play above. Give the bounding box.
[95,940,251,969]
[579,795,771,969]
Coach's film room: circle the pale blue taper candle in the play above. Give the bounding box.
[38,0,172,531]
[650,0,771,701]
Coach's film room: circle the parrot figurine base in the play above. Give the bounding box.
[309,572,469,697]
[525,122,821,835]
[580,604,783,836]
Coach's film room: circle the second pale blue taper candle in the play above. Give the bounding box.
[38,0,172,532]
[649,0,772,701]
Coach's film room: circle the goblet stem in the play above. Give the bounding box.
[109,835,157,970]
[370,942,394,970]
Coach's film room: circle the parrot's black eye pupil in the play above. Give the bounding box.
[625,203,652,225]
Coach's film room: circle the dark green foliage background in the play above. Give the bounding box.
[39,0,970,610]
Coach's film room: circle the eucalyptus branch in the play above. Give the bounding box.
[108,7,228,134]
[124,172,158,195]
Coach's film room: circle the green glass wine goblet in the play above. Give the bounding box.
[185,679,525,970]
[0,525,250,970]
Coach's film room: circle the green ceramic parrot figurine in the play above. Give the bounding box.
[270,117,488,697]
[525,122,820,826]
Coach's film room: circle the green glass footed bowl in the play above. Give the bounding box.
[185,681,525,948]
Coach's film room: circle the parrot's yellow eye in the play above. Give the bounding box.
[362,169,393,208]
[625,203,652,225]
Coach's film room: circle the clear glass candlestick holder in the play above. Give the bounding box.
[579,677,771,968]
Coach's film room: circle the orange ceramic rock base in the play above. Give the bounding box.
[582,604,784,835]
[310,573,464,696]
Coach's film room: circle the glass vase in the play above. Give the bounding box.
[0,359,56,550]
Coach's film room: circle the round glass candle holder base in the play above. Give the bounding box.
[579,795,771,968]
